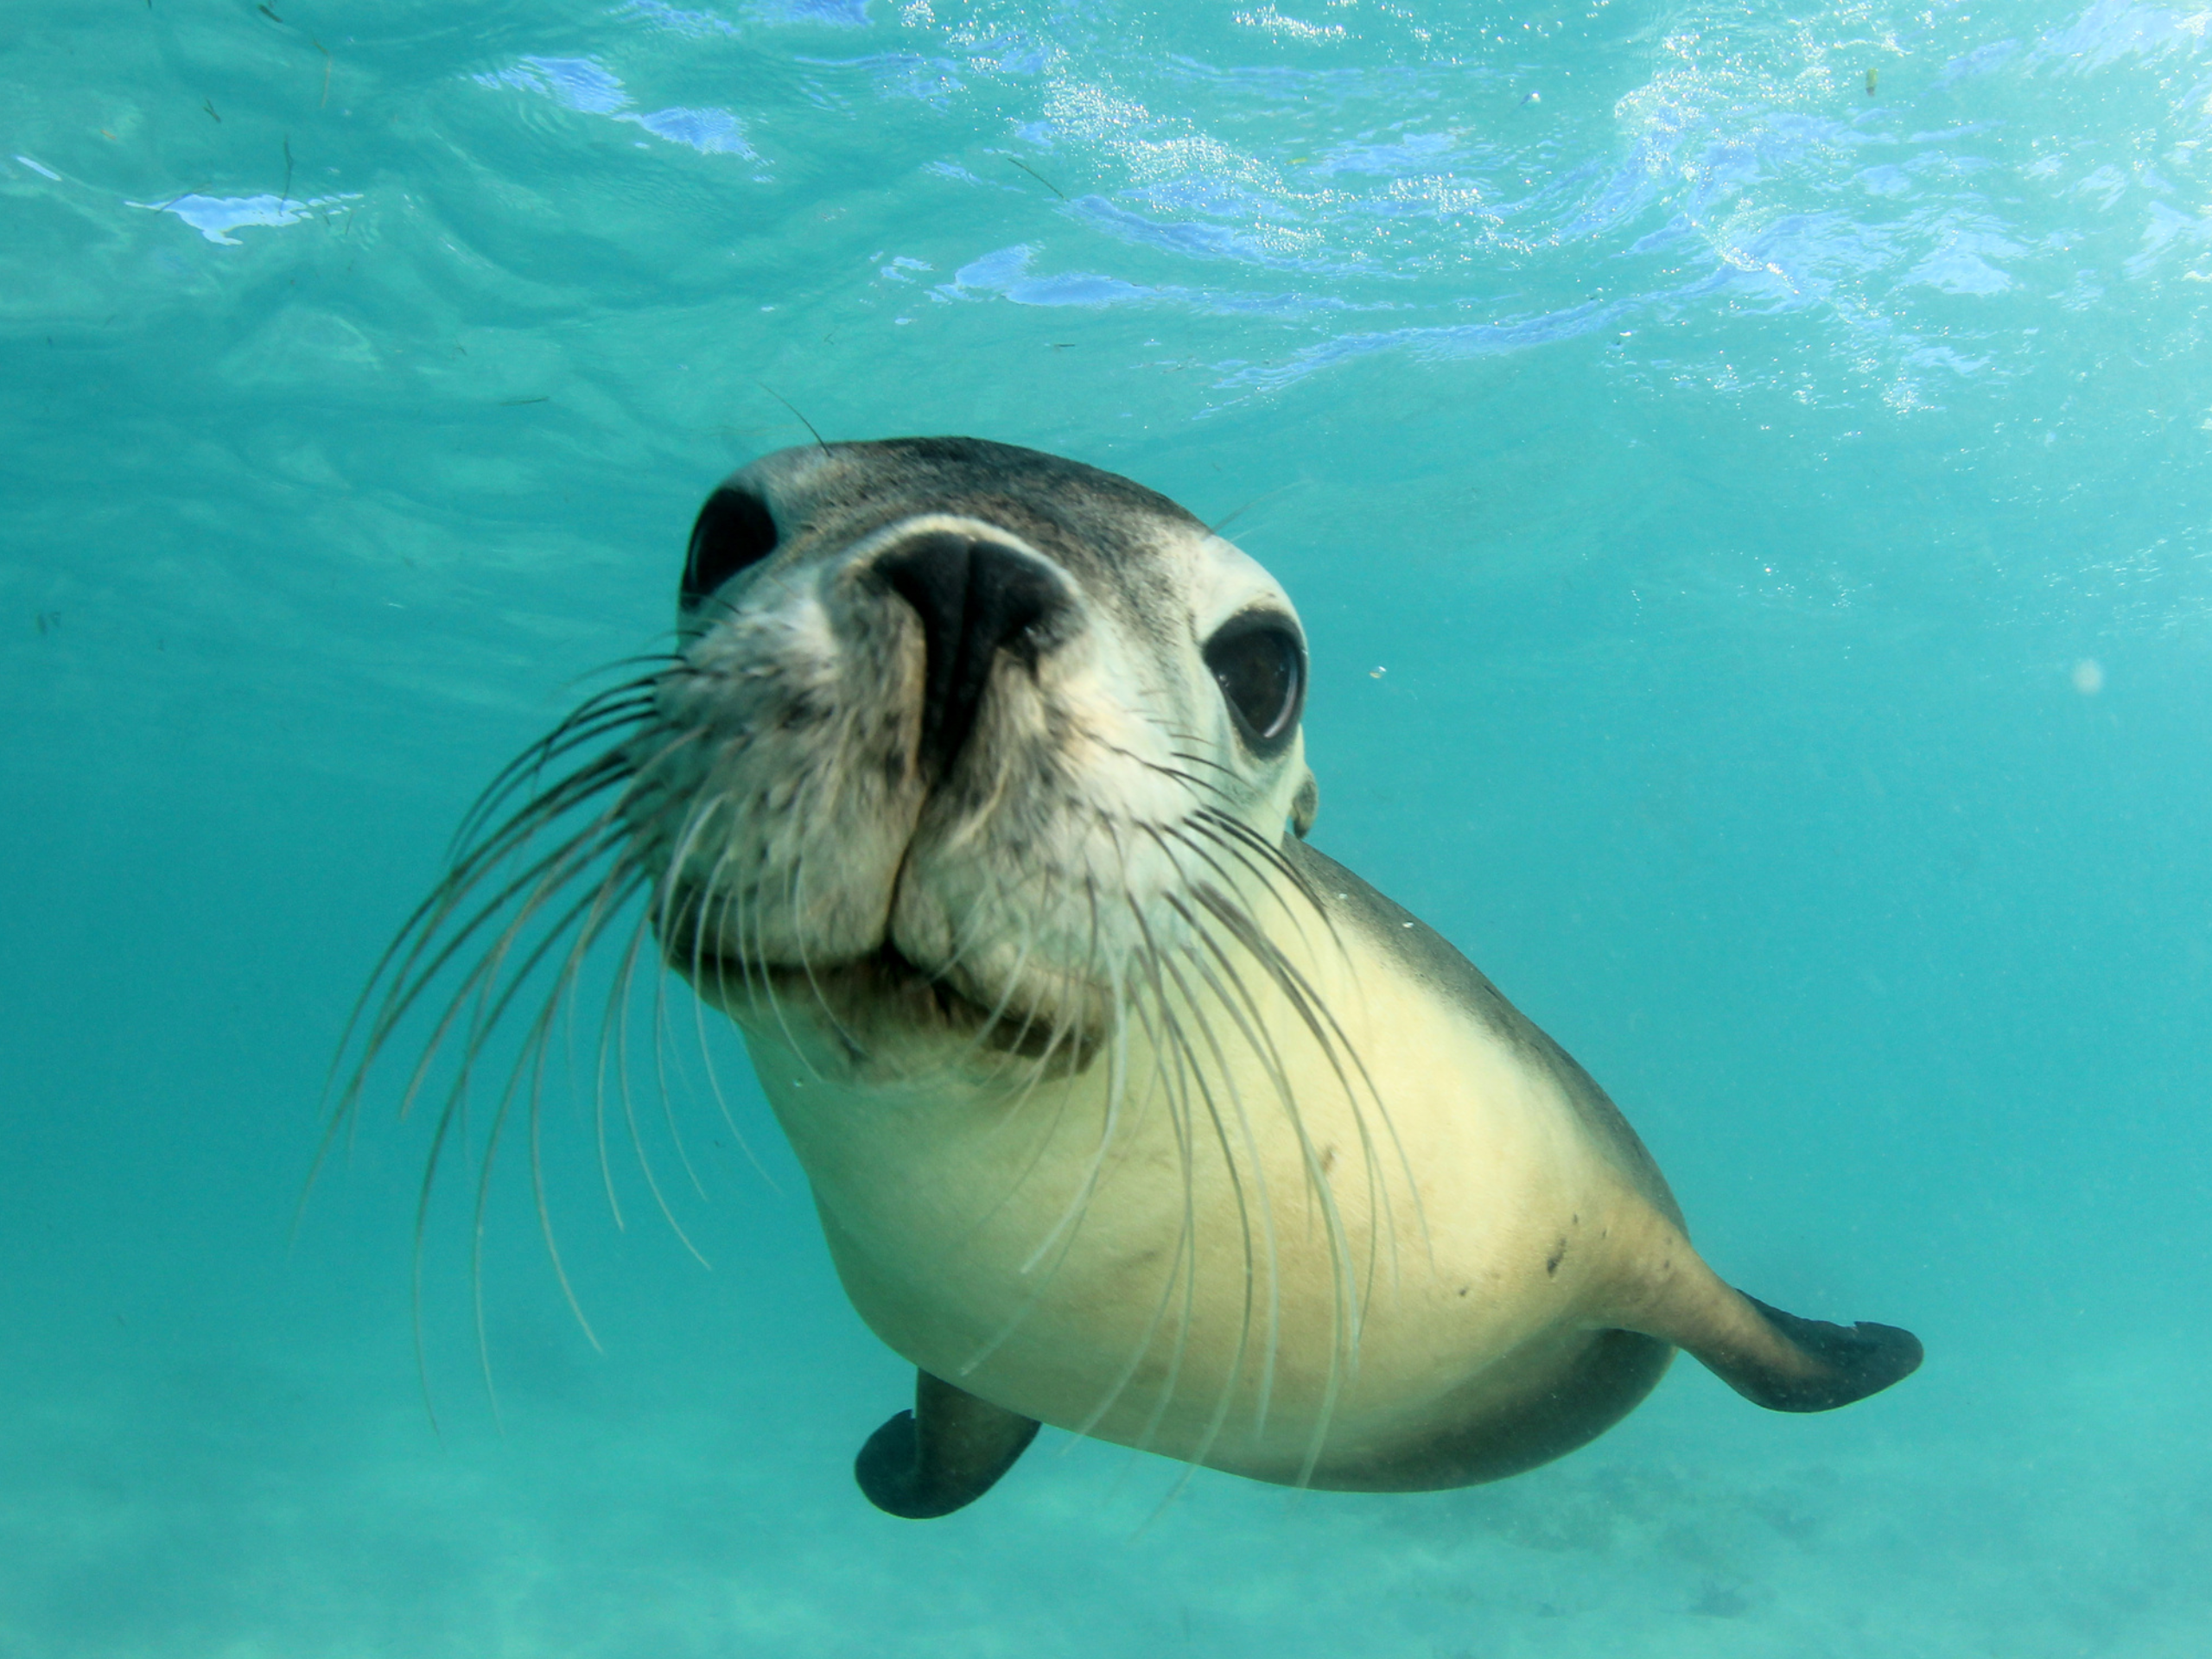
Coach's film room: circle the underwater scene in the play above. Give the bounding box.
[5,0,2210,1653]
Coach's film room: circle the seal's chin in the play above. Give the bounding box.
[664,912,1104,1075]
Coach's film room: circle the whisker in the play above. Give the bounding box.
[1070,956,1202,1451]
[316,676,710,1429]
[1198,840,1431,1280]
[1158,939,1284,1440]
[449,678,665,857]
[678,820,779,1189]
[323,750,637,1134]
[1166,893,1362,1484]
[958,947,1135,1378]
[1120,899,1258,1480]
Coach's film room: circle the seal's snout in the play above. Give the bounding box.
[880,532,1070,780]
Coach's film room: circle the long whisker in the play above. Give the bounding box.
[449,676,667,856]
[953,963,1134,1380]
[1157,939,1282,1440]
[1207,848,1430,1280]
[1182,887,1395,1488]
[951,862,1109,1249]
[1161,893,1360,1477]
[677,815,779,1189]
[1120,896,1257,1484]
[1075,948,1204,1452]
[356,792,636,1157]
[316,675,698,1427]
[321,748,636,1142]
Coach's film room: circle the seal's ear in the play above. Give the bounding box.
[1290,771,1319,839]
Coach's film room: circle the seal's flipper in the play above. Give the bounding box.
[1611,1241,1923,1413]
[1691,1292,1923,1412]
[1640,1276,1923,1412]
[855,1370,1041,1518]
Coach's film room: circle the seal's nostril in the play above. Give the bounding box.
[880,533,1064,781]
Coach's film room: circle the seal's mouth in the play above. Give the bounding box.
[659,886,1090,1065]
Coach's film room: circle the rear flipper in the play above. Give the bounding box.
[1612,1235,1923,1413]
[855,1370,1041,1518]
[1683,1289,1923,1412]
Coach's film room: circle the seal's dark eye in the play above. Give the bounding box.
[681,485,779,608]
[1204,615,1304,752]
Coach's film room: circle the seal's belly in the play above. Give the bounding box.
[748,939,1645,1481]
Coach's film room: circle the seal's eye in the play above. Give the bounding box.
[1204,615,1305,753]
[681,486,779,608]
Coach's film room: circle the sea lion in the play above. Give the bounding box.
[346,436,1920,1519]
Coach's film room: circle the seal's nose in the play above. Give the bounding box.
[880,532,1066,782]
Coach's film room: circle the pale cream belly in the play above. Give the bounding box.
[742,923,1671,1485]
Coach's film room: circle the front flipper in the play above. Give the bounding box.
[854,1370,1041,1518]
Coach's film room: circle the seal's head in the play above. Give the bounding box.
[626,438,1316,1072]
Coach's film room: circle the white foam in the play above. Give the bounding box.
[127,192,362,245]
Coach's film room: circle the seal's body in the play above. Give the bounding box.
[363,437,1920,1516]
[727,841,1688,1493]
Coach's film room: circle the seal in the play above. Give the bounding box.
[345,436,1921,1518]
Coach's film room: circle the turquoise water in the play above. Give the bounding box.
[5,0,2210,1651]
